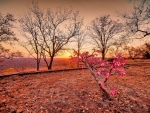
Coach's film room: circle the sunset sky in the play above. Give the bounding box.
[0,0,148,58]
[0,0,133,23]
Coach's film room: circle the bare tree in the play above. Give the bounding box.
[0,13,20,58]
[89,15,123,60]
[0,13,17,42]
[19,12,43,70]
[19,2,83,70]
[121,0,150,39]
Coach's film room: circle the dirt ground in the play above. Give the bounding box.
[0,65,150,113]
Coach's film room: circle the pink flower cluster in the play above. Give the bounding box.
[110,89,116,95]
[70,49,126,95]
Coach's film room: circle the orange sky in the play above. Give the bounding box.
[0,0,133,23]
[0,0,147,58]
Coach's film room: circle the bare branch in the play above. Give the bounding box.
[19,2,83,70]
[121,0,150,38]
[89,15,123,59]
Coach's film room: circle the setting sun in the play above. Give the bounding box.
[62,51,73,58]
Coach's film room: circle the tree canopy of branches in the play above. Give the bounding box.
[19,2,83,70]
[0,13,17,42]
[89,15,123,60]
[0,13,21,58]
[121,0,150,39]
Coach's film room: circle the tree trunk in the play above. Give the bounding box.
[36,61,40,71]
[48,56,54,70]
[102,49,105,60]
[36,57,40,71]
[77,49,80,67]
[85,62,111,100]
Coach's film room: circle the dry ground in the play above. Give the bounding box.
[0,64,150,113]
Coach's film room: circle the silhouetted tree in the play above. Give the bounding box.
[121,0,150,39]
[19,2,83,70]
[0,13,17,42]
[19,15,43,70]
[89,15,123,60]
[0,13,21,58]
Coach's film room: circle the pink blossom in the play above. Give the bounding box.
[97,71,101,76]
[70,50,126,96]
[105,72,110,78]
[101,62,105,66]
[114,61,121,66]
[98,68,105,72]
[110,89,116,95]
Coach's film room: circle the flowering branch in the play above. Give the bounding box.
[70,49,126,99]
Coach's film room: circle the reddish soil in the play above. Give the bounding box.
[0,64,150,112]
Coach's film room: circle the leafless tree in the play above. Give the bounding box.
[0,13,17,42]
[19,13,43,70]
[19,2,83,70]
[89,15,123,60]
[0,13,21,59]
[121,0,150,39]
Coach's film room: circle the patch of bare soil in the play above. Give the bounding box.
[0,65,150,113]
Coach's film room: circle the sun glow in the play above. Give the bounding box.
[61,51,73,58]
[65,51,72,58]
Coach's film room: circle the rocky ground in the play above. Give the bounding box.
[0,64,150,113]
